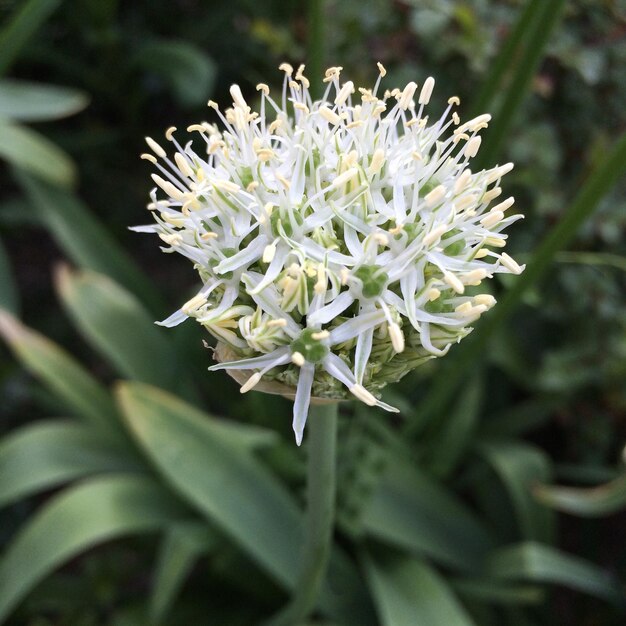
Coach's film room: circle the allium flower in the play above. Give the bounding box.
[135,63,525,444]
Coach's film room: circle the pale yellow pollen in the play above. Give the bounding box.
[425,184,446,207]
[174,153,194,178]
[500,252,523,274]
[187,124,207,133]
[444,271,465,294]
[267,319,287,328]
[423,224,447,247]
[399,82,418,110]
[311,330,330,341]
[319,106,341,125]
[288,80,300,91]
[474,247,489,258]
[388,323,405,353]
[461,269,488,285]
[491,197,515,213]
[262,242,277,263]
[294,102,310,114]
[418,77,435,105]
[295,64,310,88]
[485,236,507,248]
[246,181,259,192]
[268,119,283,134]
[340,268,350,285]
[279,62,293,76]
[140,153,157,164]
[373,233,389,246]
[182,294,208,314]
[160,212,186,227]
[453,133,470,144]
[201,232,218,240]
[377,62,387,77]
[474,294,496,308]
[427,288,441,301]
[323,66,343,82]
[485,162,515,184]
[389,224,404,235]
[207,100,219,110]
[448,96,461,106]
[229,84,247,109]
[412,151,423,161]
[331,167,359,188]
[350,384,377,406]
[454,169,472,194]
[240,372,262,394]
[368,149,385,175]
[454,194,477,212]
[335,81,355,105]
[346,120,364,129]
[452,112,460,125]
[256,83,270,95]
[483,186,502,202]
[145,137,166,158]
[464,136,482,158]
[291,351,305,367]
[165,126,177,141]
[213,179,240,194]
[159,232,183,246]
[151,174,186,202]
[455,301,473,315]
[480,210,505,229]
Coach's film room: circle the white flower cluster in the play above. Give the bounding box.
[136,63,524,444]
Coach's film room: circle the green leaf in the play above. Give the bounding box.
[0,419,143,509]
[0,79,89,121]
[0,236,18,315]
[534,474,626,517]
[56,266,186,393]
[487,542,625,605]
[0,121,76,187]
[476,440,554,543]
[364,552,477,626]
[361,455,494,571]
[132,40,216,107]
[16,172,162,313]
[406,132,626,438]
[424,373,482,477]
[0,475,191,625]
[452,578,544,606]
[0,0,61,77]
[116,381,376,625]
[474,0,568,169]
[150,522,217,624]
[0,310,119,432]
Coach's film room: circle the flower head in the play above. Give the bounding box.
[136,63,525,444]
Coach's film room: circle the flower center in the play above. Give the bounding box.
[354,265,388,298]
[290,328,329,363]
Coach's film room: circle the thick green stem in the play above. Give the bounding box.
[268,401,338,626]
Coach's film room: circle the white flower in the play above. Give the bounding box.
[135,63,525,444]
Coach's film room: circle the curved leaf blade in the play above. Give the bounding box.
[477,440,554,543]
[0,419,143,509]
[361,455,494,572]
[487,542,625,605]
[56,267,184,394]
[364,552,477,626]
[0,237,18,314]
[0,310,119,432]
[116,381,376,625]
[0,121,75,187]
[534,474,626,517]
[0,475,191,624]
[0,80,89,121]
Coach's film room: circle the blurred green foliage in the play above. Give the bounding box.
[0,0,625,624]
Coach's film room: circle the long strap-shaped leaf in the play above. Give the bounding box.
[16,171,163,314]
[0,310,120,432]
[0,237,18,315]
[0,474,191,625]
[406,132,626,437]
[473,0,568,170]
[487,542,625,605]
[364,551,477,626]
[115,381,376,625]
[0,0,61,77]
[0,419,143,509]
